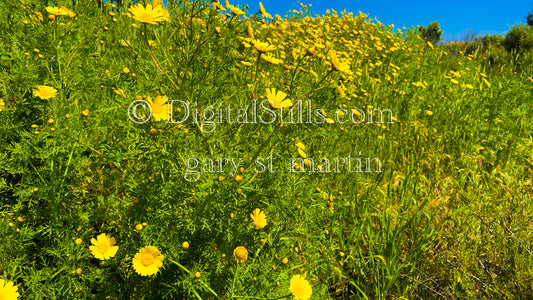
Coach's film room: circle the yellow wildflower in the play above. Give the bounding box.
[250,208,267,229]
[253,40,276,53]
[233,246,248,263]
[147,95,170,121]
[89,233,118,260]
[33,85,58,100]
[0,279,20,300]
[259,2,273,19]
[132,246,164,276]
[129,3,169,25]
[289,274,312,300]
[266,88,291,109]
[329,50,350,73]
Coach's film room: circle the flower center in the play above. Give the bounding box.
[141,253,154,266]
[140,13,153,23]
[98,243,109,254]
[235,248,246,259]
[151,104,163,114]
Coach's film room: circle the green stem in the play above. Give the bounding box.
[169,259,221,299]
[143,25,178,90]
[289,53,309,98]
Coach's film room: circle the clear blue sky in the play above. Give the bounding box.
[210,0,533,41]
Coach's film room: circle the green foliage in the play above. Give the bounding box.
[0,0,533,299]
[502,24,533,54]
[418,21,443,44]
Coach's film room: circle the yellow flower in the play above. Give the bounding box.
[266,88,291,110]
[259,2,273,19]
[483,78,491,88]
[113,87,126,98]
[153,3,170,21]
[261,54,283,65]
[295,142,305,150]
[182,241,189,250]
[33,85,58,100]
[228,5,245,16]
[233,246,248,263]
[289,274,312,300]
[147,95,169,121]
[250,208,267,229]
[253,40,276,53]
[60,6,76,18]
[31,11,43,22]
[46,6,68,16]
[0,279,20,300]
[329,50,350,74]
[213,0,225,10]
[0,98,4,112]
[132,246,164,276]
[129,3,169,25]
[75,238,82,245]
[82,109,89,117]
[297,148,307,158]
[89,233,118,260]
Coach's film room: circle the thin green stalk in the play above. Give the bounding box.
[169,259,221,299]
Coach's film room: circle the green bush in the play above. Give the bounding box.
[502,24,533,53]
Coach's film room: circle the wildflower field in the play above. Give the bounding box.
[1,0,533,299]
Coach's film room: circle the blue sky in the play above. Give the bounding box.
[216,0,533,41]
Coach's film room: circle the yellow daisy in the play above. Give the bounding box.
[289,274,313,300]
[89,233,118,260]
[0,98,4,112]
[60,6,76,18]
[132,246,164,276]
[147,95,169,121]
[213,0,225,10]
[151,0,170,20]
[46,6,68,16]
[259,2,273,19]
[297,148,307,158]
[32,85,58,100]
[329,50,351,74]
[129,3,169,25]
[0,279,19,300]
[228,5,245,16]
[253,40,276,53]
[266,88,291,110]
[250,208,267,229]
[233,246,248,264]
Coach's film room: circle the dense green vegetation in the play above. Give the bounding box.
[0,1,532,299]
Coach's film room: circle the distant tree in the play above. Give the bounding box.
[502,24,533,54]
[461,29,478,43]
[528,10,533,26]
[418,21,443,44]
[480,34,504,50]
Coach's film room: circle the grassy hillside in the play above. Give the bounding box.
[0,1,532,299]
